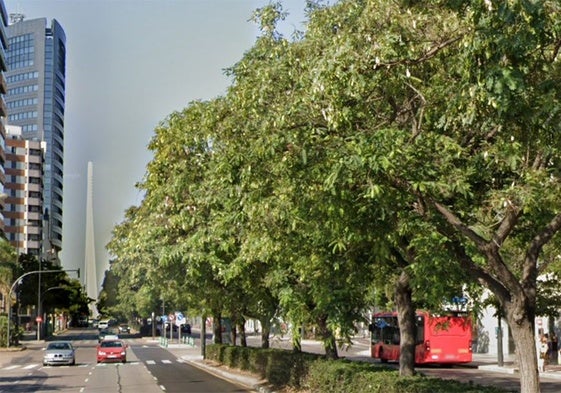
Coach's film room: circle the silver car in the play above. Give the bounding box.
[43,341,75,366]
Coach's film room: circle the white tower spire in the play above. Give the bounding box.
[85,161,98,318]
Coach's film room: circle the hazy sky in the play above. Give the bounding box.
[4,0,309,290]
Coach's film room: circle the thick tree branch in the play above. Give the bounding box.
[493,202,522,247]
[444,236,512,302]
[526,212,561,278]
[374,35,463,69]
[432,202,488,248]
[552,39,561,62]
[431,200,524,296]
[388,175,524,298]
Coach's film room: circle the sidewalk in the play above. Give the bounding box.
[158,336,561,393]
[473,352,561,379]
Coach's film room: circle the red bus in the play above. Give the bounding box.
[368,310,473,364]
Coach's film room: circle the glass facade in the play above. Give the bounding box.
[6,18,66,257]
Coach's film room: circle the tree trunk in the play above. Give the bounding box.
[395,270,415,377]
[505,303,540,393]
[317,315,338,360]
[213,313,222,344]
[231,324,237,345]
[260,317,271,348]
[238,321,247,347]
[292,325,302,352]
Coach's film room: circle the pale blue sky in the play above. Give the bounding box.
[4,0,309,290]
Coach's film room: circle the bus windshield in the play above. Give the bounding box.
[372,316,400,345]
[372,315,425,345]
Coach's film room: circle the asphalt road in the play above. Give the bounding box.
[0,329,255,393]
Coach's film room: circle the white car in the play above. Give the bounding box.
[43,341,75,366]
[98,320,110,329]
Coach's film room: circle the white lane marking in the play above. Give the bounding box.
[3,365,19,370]
[23,364,38,369]
[146,360,156,365]
[161,360,172,364]
[160,385,166,391]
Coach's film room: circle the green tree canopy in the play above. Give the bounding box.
[106,2,561,391]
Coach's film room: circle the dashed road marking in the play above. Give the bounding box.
[3,365,21,370]
[2,359,180,371]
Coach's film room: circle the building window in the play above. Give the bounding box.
[7,33,35,70]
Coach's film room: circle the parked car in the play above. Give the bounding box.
[181,324,192,335]
[43,341,75,366]
[118,324,130,334]
[96,339,127,363]
[163,322,190,332]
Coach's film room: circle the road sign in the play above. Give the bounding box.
[36,316,43,323]
[174,311,186,326]
[168,313,175,322]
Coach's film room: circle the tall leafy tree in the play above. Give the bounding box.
[292,1,561,391]
[0,238,17,311]
[107,2,561,391]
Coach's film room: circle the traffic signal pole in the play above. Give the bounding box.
[6,268,79,348]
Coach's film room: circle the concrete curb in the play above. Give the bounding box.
[477,364,561,380]
[478,364,519,374]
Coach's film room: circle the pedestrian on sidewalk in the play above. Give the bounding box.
[537,334,548,373]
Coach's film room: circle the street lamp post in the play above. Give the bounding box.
[36,265,42,341]
[6,269,79,348]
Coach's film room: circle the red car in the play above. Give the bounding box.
[96,339,127,363]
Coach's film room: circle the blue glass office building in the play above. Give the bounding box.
[0,1,9,237]
[6,16,66,258]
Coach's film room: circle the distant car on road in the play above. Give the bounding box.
[98,319,110,330]
[43,341,75,366]
[98,329,119,342]
[118,324,130,334]
[97,339,127,363]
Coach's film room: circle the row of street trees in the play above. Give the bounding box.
[106,1,561,392]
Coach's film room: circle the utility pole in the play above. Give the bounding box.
[497,316,504,367]
[36,260,42,341]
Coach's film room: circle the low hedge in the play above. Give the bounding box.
[205,344,513,393]
[206,343,319,388]
[304,360,512,393]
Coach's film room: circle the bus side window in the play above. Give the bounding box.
[392,330,400,345]
[416,316,425,345]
